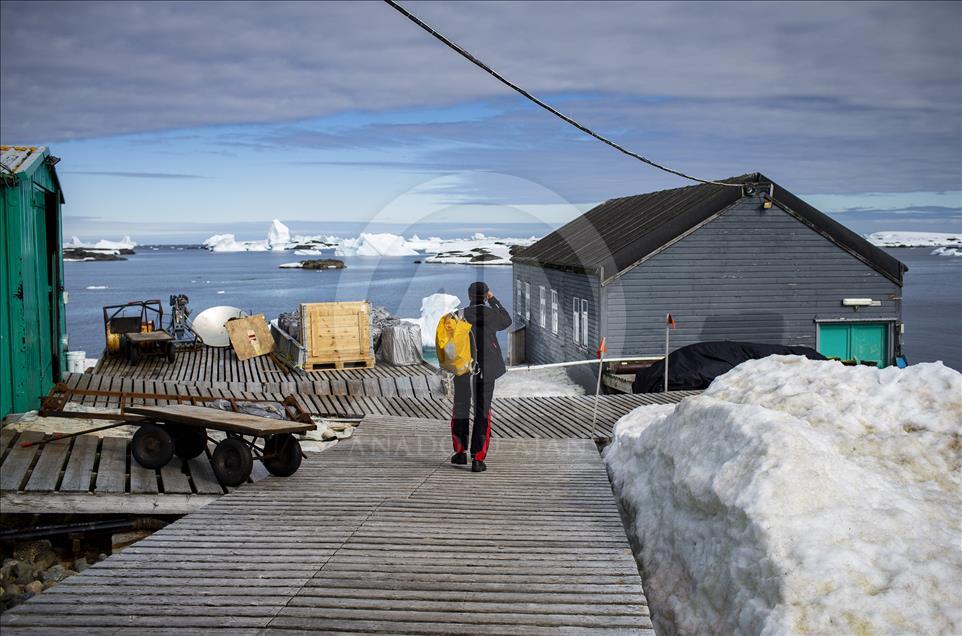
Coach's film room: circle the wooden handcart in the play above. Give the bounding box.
[31,383,317,486]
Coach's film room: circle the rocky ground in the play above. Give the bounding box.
[0,538,108,612]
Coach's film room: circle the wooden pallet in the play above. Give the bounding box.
[0,415,655,634]
[303,356,375,371]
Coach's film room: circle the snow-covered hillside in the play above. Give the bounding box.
[605,356,962,635]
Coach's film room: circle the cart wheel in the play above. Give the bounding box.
[166,341,176,363]
[169,423,207,459]
[131,423,174,469]
[262,434,302,477]
[212,437,253,486]
[128,342,141,364]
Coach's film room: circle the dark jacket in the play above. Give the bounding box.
[463,297,512,381]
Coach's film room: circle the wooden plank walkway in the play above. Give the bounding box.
[94,346,442,388]
[0,429,272,514]
[59,373,697,440]
[0,415,654,634]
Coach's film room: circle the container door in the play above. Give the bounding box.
[818,322,889,368]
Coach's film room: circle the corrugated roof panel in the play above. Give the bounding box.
[0,145,46,175]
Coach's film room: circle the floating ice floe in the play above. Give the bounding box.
[604,355,962,635]
[865,231,962,248]
[85,285,108,290]
[931,246,962,257]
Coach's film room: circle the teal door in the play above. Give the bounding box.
[818,322,890,368]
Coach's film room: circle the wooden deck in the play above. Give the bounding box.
[93,346,441,386]
[0,415,654,634]
[0,428,270,514]
[60,372,697,440]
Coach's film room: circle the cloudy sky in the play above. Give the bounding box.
[2,1,960,242]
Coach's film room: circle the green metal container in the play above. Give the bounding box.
[1,145,67,419]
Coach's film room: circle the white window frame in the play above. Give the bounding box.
[581,298,589,346]
[539,286,546,328]
[524,282,530,322]
[515,280,523,320]
[550,290,559,335]
[572,297,581,345]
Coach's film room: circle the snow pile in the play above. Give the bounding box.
[335,233,419,257]
[267,218,291,250]
[604,356,962,635]
[403,293,461,346]
[866,231,962,248]
[497,367,585,397]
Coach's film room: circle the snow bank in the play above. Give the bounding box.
[335,233,419,257]
[497,367,585,397]
[866,231,962,248]
[604,356,962,635]
[403,293,461,346]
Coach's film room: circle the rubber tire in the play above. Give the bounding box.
[128,342,141,364]
[166,341,176,363]
[131,423,174,469]
[169,423,207,460]
[212,437,253,487]
[262,434,302,477]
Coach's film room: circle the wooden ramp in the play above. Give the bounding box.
[1,416,654,634]
[60,372,697,440]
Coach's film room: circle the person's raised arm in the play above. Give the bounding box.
[486,291,512,331]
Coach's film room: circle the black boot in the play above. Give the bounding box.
[451,453,467,465]
[471,459,487,472]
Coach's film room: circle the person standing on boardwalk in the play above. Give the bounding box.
[451,281,512,472]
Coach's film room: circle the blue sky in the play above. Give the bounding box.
[2,1,960,242]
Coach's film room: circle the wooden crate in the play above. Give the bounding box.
[300,301,374,370]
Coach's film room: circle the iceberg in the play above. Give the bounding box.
[65,235,137,251]
[865,231,962,248]
[403,293,461,346]
[335,233,419,257]
[202,233,269,252]
[605,356,962,635]
[267,218,291,250]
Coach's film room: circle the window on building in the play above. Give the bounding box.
[550,290,559,335]
[539,286,546,328]
[524,282,530,322]
[572,297,581,344]
[581,298,589,346]
[515,280,523,320]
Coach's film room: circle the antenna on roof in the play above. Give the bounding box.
[383,0,742,188]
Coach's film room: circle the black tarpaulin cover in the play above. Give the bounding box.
[632,341,826,393]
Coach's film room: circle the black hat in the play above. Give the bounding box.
[468,281,489,302]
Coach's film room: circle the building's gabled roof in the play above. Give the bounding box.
[513,173,906,286]
[1,145,47,174]
[1,145,65,203]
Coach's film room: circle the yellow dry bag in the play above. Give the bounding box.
[435,311,474,376]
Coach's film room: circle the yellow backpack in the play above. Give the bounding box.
[435,311,475,376]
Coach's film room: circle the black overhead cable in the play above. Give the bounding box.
[383,0,742,188]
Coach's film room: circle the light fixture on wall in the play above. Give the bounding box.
[842,298,881,307]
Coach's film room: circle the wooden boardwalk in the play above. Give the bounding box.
[60,373,697,440]
[0,415,654,634]
[0,428,270,514]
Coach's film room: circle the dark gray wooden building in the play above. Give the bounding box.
[511,173,906,388]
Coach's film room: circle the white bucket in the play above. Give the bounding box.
[66,351,86,374]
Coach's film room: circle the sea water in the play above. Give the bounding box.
[63,247,961,371]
